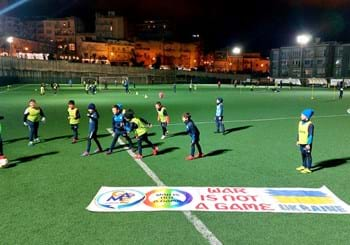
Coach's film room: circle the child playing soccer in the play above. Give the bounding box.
[215,97,225,134]
[182,113,204,160]
[124,109,158,159]
[40,83,45,96]
[106,104,134,155]
[81,103,103,156]
[23,99,46,146]
[0,115,8,168]
[296,109,314,174]
[67,100,80,144]
[155,101,170,140]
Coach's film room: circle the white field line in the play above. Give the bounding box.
[106,128,222,245]
[151,114,348,127]
[0,84,30,94]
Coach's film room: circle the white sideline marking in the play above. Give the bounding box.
[152,114,348,127]
[107,128,222,245]
[0,84,30,94]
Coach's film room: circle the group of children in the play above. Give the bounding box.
[0,94,315,173]
[40,83,60,96]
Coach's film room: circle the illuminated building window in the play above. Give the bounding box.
[69,43,75,51]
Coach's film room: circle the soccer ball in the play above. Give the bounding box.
[159,92,164,99]
[136,91,139,95]
[144,94,148,99]
[347,109,350,114]
[0,156,9,168]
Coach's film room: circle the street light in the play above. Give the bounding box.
[232,47,241,55]
[296,34,312,46]
[6,36,14,56]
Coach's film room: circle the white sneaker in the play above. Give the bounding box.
[28,141,34,146]
[34,138,40,143]
[161,135,166,140]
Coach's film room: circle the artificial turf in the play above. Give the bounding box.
[1,84,350,244]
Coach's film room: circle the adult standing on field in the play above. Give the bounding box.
[23,99,46,146]
[339,80,344,99]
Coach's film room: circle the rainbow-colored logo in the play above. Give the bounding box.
[144,188,193,208]
[96,190,145,209]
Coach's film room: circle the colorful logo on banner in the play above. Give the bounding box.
[267,189,334,205]
[144,188,193,208]
[96,190,145,209]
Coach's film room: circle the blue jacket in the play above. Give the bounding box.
[112,112,127,132]
[185,119,200,141]
[87,111,99,132]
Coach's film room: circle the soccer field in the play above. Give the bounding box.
[1,84,350,244]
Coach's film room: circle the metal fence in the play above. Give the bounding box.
[0,57,249,85]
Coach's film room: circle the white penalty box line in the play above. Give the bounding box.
[106,128,223,245]
[0,84,31,94]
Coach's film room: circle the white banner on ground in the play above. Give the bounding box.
[87,186,350,214]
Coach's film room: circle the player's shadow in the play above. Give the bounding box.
[205,149,232,157]
[311,157,350,172]
[44,135,71,142]
[223,125,252,135]
[4,137,28,144]
[6,151,60,168]
[98,133,113,138]
[157,147,180,156]
[168,131,188,138]
[143,142,165,149]
[130,132,156,140]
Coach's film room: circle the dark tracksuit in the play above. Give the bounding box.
[215,103,225,133]
[109,112,133,151]
[185,119,203,156]
[298,122,314,169]
[339,88,344,99]
[124,80,129,93]
[0,116,4,155]
[86,111,103,153]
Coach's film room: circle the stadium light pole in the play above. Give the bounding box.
[296,34,312,80]
[297,34,313,99]
[6,36,14,57]
[232,47,242,73]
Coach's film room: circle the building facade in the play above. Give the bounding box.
[23,20,45,41]
[95,12,127,40]
[135,20,174,40]
[0,36,54,58]
[41,17,84,57]
[270,41,340,78]
[0,16,23,38]
[205,51,270,74]
[134,40,200,69]
[77,40,134,65]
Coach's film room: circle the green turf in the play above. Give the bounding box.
[1,84,350,244]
